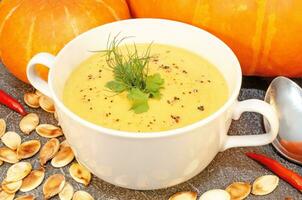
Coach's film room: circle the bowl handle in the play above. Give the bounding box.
[221,99,279,151]
[27,53,55,97]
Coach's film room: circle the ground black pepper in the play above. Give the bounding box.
[171,115,180,123]
[174,97,180,100]
[198,106,205,111]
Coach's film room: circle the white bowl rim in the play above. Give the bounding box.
[49,18,242,139]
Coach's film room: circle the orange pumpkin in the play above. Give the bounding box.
[0,0,130,83]
[127,0,302,77]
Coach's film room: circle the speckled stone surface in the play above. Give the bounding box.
[0,63,301,200]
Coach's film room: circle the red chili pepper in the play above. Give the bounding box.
[246,152,302,192]
[0,89,27,116]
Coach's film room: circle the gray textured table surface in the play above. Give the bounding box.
[0,62,301,200]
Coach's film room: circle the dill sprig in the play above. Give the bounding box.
[103,36,164,114]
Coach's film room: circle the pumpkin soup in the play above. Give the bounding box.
[63,43,228,132]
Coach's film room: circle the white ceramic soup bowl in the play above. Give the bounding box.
[27,19,279,190]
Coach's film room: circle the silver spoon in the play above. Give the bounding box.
[264,76,302,164]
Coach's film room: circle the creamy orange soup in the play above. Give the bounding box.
[63,44,228,132]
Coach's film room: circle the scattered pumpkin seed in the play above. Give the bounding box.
[252,175,279,196]
[24,92,40,108]
[0,118,6,137]
[0,190,15,200]
[169,191,198,200]
[59,182,74,200]
[6,161,32,182]
[14,194,35,200]
[39,138,60,166]
[39,95,55,113]
[225,182,251,200]
[43,174,66,199]
[1,179,22,194]
[199,189,231,200]
[35,90,43,97]
[54,112,59,121]
[72,191,94,200]
[20,168,45,192]
[60,140,70,148]
[51,145,75,168]
[36,124,63,138]
[1,131,21,150]
[19,113,39,135]
[17,140,41,159]
[69,163,91,186]
[0,147,19,163]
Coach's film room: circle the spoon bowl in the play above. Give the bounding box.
[264,76,302,164]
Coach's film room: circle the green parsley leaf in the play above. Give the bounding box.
[146,73,164,92]
[150,91,161,99]
[131,101,149,114]
[127,88,149,101]
[105,81,126,93]
[128,88,149,113]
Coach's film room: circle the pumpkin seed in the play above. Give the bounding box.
[1,179,22,194]
[0,147,19,163]
[199,189,231,200]
[1,131,21,150]
[6,162,32,182]
[0,190,15,200]
[59,182,74,200]
[20,168,45,192]
[36,124,63,138]
[43,174,66,199]
[39,138,60,166]
[169,191,198,200]
[51,145,74,168]
[72,191,94,200]
[54,112,59,121]
[39,95,55,113]
[225,182,251,200]
[60,140,70,148]
[35,90,43,97]
[17,140,41,159]
[14,194,35,200]
[0,118,6,137]
[19,113,39,135]
[252,175,279,196]
[69,163,91,186]
[24,92,40,108]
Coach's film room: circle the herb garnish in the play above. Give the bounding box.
[103,36,164,114]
